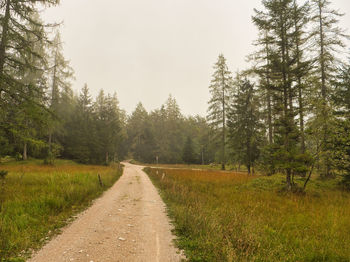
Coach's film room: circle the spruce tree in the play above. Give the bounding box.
[48,31,74,159]
[310,0,348,177]
[182,136,196,164]
[64,84,94,163]
[253,0,311,190]
[291,0,311,154]
[207,54,233,170]
[0,0,59,104]
[228,79,263,175]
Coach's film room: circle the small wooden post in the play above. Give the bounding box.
[98,174,103,187]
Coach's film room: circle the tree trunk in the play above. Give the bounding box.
[286,169,292,191]
[23,142,27,161]
[265,35,273,145]
[0,0,11,96]
[298,79,305,153]
[106,151,109,164]
[201,148,204,165]
[221,70,226,171]
[318,1,331,177]
[293,6,306,153]
[281,12,293,190]
[48,132,52,154]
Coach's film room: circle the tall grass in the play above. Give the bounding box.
[130,159,247,172]
[0,160,123,261]
[145,168,350,262]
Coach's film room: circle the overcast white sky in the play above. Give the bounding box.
[42,0,350,116]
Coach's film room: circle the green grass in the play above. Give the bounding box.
[145,167,350,262]
[0,159,123,262]
[129,159,247,172]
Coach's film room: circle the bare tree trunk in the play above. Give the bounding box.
[298,81,305,153]
[201,148,204,165]
[265,36,273,145]
[281,12,293,191]
[0,0,11,96]
[293,10,306,153]
[318,1,330,177]
[48,132,52,154]
[222,77,226,171]
[23,142,27,161]
[106,152,109,164]
[286,169,292,191]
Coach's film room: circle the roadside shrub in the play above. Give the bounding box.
[340,175,350,190]
[0,170,8,179]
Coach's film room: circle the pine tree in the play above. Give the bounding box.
[332,60,350,188]
[127,102,152,162]
[182,136,196,164]
[16,13,49,161]
[228,79,263,175]
[93,90,122,164]
[291,0,311,154]
[0,0,59,104]
[48,31,74,159]
[64,84,94,163]
[253,0,311,190]
[310,0,348,177]
[207,54,233,170]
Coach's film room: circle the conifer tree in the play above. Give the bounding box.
[291,0,311,153]
[0,0,59,104]
[253,0,311,190]
[182,136,196,164]
[228,79,263,175]
[48,31,74,159]
[64,84,94,163]
[15,13,49,161]
[207,54,233,170]
[310,0,348,177]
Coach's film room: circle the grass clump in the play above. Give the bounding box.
[0,160,123,261]
[145,167,350,262]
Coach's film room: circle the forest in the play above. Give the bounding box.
[0,0,350,193]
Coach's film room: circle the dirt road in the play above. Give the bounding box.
[29,163,183,262]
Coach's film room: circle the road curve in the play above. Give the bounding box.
[29,162,183,262]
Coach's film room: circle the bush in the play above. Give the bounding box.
[0,170,8,179]
[340,175,350,190]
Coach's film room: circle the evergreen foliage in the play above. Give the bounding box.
[227,78,263,174]
[182,136,196,164]
[207,54,233,170]
[0,0,350,193]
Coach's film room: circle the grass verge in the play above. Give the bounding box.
[0,159,123,262]
[145,167,350,262]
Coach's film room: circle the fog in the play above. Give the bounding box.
[43,0,350,116]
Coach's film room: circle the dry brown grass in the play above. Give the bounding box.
[146,167,350,262]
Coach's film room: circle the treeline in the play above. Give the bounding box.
[0,1,125,164]
[125,97,216,164]
[1,0,350,192]
[207,0,350,190]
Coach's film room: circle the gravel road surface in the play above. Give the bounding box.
[29,162,183,262]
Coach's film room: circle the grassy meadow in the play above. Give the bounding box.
[130,159,247,172]
[0,159,123,261]
[145,167,350,262]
